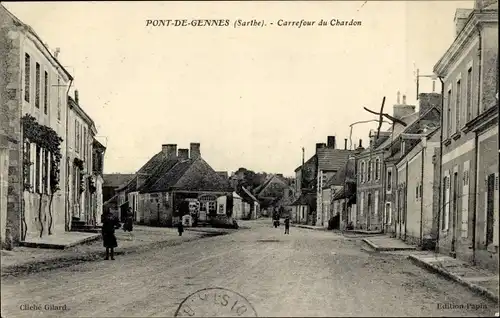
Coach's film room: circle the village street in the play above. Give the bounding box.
[1,220,498,318]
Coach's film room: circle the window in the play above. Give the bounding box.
[419,184,422,199]
[456,79,461,131]
[24,141,31,189]
[447,89,452,137]
[462,161,470,238]
[44,71,49,114]
[375,158,380,180]
[360,192,364,216]
[83,127,87,161]
[42,150,49,194]
[75,121,79,152]
[361,161,365,183]
[442,175,450,231]
[374,190,379,216]
[24,53,30,103]
[466,67,472,122]
[35,63,40,108]
[386,168,392,192]
[385,202,392,225]
[57,77,61,121]
[367,160,372,181]
[35,145,41,193]
[416,185,419,199]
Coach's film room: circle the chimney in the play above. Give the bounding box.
[418,92,442,115]
[54,48,60,58]
[393,93,416,120]
[74,90,79,104]
[190,143,201,159]
[178,148,189,160]
[402,94,407,105]
[358,139,363,148]
[454,9,473,37]
[344,138,348,150]
[162,144,177,160]
[327,136,336,149]
[315,143,326,153]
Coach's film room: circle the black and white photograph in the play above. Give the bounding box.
[0,0,499,317]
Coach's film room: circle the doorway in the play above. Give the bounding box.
[451,172,459,254]
[486,173,495,246]
[367,193,372,230]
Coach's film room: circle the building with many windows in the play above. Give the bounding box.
[433,0,498,271]
[0,4,73,245]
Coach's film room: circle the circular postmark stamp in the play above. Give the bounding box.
[174,287,258,317]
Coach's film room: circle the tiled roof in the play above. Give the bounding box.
[140,160,193,193]
[332,183,356,201]
[103,174,135,188]
[137,159,179,192]
[174,159,231,192]
[325,160,356,187]
[138,152,165,174]
[290,192,316,206]
[316,148,354,172]
[140,158,231,193]
[253,174,289,197]
[241,186,258,202]
[295,155,316,172]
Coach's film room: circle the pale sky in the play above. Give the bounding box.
[5,1,474,176]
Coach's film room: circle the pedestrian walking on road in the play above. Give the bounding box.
[177,214,184,236]
[123,208,134,232]
[101,210,120,260]
[284,216,290,234]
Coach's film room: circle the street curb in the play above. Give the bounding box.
[408,255,500,303]
[20,234,101,250]
[1,232,227,278]
[345,230,384,235]
[361,238,417,252]
[291,224,328,231]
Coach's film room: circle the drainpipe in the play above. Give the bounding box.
[471,24,483,265]
[64,79,73,231]
[405,160,409,241]
[435,76,445,254]
[420,138,426,247]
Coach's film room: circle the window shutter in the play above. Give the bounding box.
[461,161,470,238]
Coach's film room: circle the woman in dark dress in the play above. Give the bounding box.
[101,210,120,260]
[123,208,133,232]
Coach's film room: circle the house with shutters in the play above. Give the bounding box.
[324,155,357,229]
[433,1,498,272]
[1,4,74,246]
[115,143,232,227]
[356,130,393,232]
[252,173,290,214]
[315,136,355,226]
[394,126,441,250]
[291,152,318,224]
[383,93,442,240]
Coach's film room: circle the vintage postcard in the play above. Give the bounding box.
[0,0,499,317]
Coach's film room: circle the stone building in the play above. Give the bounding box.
[384,93,442,239]
[67,92,100,231]
[433,0,498,272]
[315,137,355,226]
[0,4,73,245]
[395,127,441,249]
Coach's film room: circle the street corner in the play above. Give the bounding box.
[175,287,258,317]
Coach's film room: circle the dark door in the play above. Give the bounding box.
[367,193,372,229]
[486,174,495,245]
[120,201,129,222]
[451,172,459,253]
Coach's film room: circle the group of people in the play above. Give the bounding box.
[100,208,134,260]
